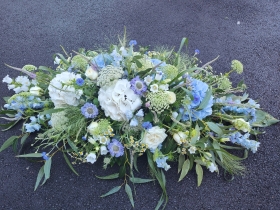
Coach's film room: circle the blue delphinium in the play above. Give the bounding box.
[92,54,113,69]
[229,132,260,153]
[130,76,147,96]
[41,152,49,160]
[130,118,138,127]
[180,78,213,121]
[81,102,99,118]
[76,78,84,86]
[142,121,152,130]
[129,40,137,46]
[155,156,171,171]
[107,139,124,157]
[24,116,41,133]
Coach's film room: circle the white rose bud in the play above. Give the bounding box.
[85,66,98,80]
[173,133,182,144]
[30,86,43,96]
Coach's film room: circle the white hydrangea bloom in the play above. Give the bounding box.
[2,75,13,84]
[98,79,142,121]
[48,72,83,107]
[15,76,31,87]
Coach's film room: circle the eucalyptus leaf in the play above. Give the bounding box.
[40,108,64,116]
[125,184,134,207]
[212,141,223,162]
[178,159,190,182]
[190,124,200,145]
[100,186,122,197]
[206,122,223,136]
[178,154,185,174]
[130,177,155,183]
[16,153,42,158]
[44,158,52,180]
[252,110,279,127]
[0,135,18,152]
[96,173,119,180]
[155,194,165,210]
[196,164,203,186]
[133,153,139,172]
[34,166,44,191]
[63,152,79,176]
[20,133,29,145]
[67,138,78,153]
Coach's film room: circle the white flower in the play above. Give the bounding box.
[130,118,138,127]
[85,66,98,80]
[166,91,176,104]
[48,72,83,107]
[54,56,61,65]
[2,75,13,84]
[208,162,217,173]
[155,72,163,81]
[85,153,97,164]
[87,122,98,136]
[150,84,159,93]
[31,79,38,85]
[30,86,43,96]
[98,79,142,121]
[141,126,167,150]
[159,84,169,91]
[144,75,153,85]
[88,137,96,144]
[173,131,187,145]
[15,76,31,87]
[172,112,178,119]
[188,146,197,154]
[100,145,108,155]
[164,164,171,171]
[119,47,128,57]
[136,109,144,117]
[8,84,15,90]
[99,136,110,145]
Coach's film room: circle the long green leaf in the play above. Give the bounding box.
[206,122,223,136]
[44,158,52,179]
[130,177,155,184]
[155,194,165,210]
[67,138,78,153]
[178,159,190,182]
[178,154,185,173]
[34,166,44,191]
[212,141,223,162]
[20,133,29,144]
[39,108,64,116]
[197,89,212,110]
[96,173,119,180]
[190,124,200,145]
[63,152,79,176]
[133,153,139,172]
[0,120,20,131]
[16,153,42,158]
[125,184,134,207]
[0,136,18,152]
[196,164,203,186]
[100,186,122,197]
[252,109,279,127]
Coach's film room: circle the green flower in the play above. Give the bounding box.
[96,65,124,87]
[71,55,88,70]
[218,77,232,90]
[231,60,243,74]
[233,118,251,132]
[159,64,178,80]
[22,65,37,71]
[146,91,170,113]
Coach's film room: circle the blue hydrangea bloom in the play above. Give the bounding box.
[76,78,84,86]
[180,78,213,121]
[129,40,137,46]
[92,54,113,68]
[150,59,166,67]
[107,139,124,157]
[81,103,98,118]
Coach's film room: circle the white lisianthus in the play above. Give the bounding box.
[100,145,108,155]
[87,122,98,135]
[30,86,43,96]
[142,126,167,150]
[166,91,176,104]
[85,153,97,164]
[144,75,153,85]
[48,72,83,107]
[98,79,142,121]
[85,66,98,80]
[2,75,13,84]
[150,84,159,93]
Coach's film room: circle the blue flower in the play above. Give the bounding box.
[81,103,98,118]
[41,152,49,160]
[151,59,166,68]
[229,132,260,153]
[130,118,138,127]
[125,111,133,120]
[155,156,171,171]
[129,40,137,46]
[107,139,124,157]
[142,122,152,130]
[92,54,112,68]
[82,136,87,141]
[195,49,200,54]
[76,78,84,86]
[130,76,147,96]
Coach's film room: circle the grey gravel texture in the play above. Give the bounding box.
[0,0,280,209]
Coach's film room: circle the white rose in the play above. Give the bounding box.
[30,86,43,96]
[85,153,97,164]
[142,126,167,150]
[85,66,98,80]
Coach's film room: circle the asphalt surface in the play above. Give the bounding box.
[0,0,280,209]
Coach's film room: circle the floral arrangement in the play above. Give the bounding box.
[0,34,278,209]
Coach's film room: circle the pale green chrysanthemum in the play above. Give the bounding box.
[231,60,243,74]
[96,65,124,87]
[22,65,37,71]
[146,91,170,113]
[218,77,232,90]
[71,55,88,70]
[232,118,251,132]
[159,64,178,80]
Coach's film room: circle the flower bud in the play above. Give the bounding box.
[85,66,98,80]
[30,86,43,96]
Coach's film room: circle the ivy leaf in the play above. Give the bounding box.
[96,173,119,180]
[0,136,18,152]
[178,159,190,182]
[100,186,122,197]
[125,184,134,207]
[196,163,203,186]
